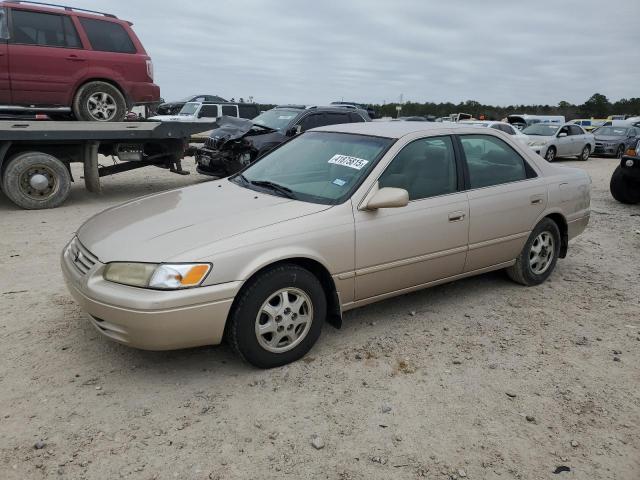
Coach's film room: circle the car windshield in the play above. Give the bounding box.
[523,124,559,136]
[179,102,199,116]
[232,131,394,205]
[594,127,628,136]
[252,109,300,131]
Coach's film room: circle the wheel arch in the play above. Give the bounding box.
[73,78,131,109]
[231,256,342,329]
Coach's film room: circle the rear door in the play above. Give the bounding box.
[7,8,85,106]
[569,125,587,154]
[0,7,9,103]
[459,134,546,272]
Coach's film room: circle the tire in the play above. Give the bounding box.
[73,81,126,122]
[616,145,625,159]
[506,218,561,286]
[226,264,326,368]
[545,146,557,162]
[1,151,71,209]
[610,165,640,204]
[578,145,590,161]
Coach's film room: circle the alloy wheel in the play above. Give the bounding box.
[255,288,313,353]
[529,231,555,275]
[87,92,118,121]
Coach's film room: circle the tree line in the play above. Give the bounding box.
[371,93,640,120]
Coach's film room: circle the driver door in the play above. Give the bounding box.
[555,125,573,156]
[353,135,469,301]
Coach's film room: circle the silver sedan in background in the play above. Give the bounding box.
[524,123,595,162]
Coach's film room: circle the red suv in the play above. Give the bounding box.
[0,1,160,121]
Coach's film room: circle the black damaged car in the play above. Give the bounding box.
[195,105,370,177]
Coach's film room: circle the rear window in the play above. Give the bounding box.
[80,18,136,53]
[11,10,80,48]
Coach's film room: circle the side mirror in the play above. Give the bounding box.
[364,187,409,210]
[558,132,568,138]
[287,125,302,136]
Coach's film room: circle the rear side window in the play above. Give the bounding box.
[221,105,238,117]
[11,10,79,48]
[80,18,136,53]
[0,8,8,40]
[460,134,530,189]
[238,104,259,119]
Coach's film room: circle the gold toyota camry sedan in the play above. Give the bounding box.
[62,122,591,368]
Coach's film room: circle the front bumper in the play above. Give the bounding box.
[594,143,619,156]
[61,238,241,350]
[530,144,548,157]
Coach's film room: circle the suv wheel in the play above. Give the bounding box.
[506,218,561,286]
[610,166,640,204]
[73,82,126,122]
[226,264,326,368]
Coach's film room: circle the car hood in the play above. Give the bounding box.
[208,116,287,151]
[594,135,624,142]
[77,180,331,263]
[527,135,555,143]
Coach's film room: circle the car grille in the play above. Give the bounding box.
[67,237,98,275]
[204,137,216,149]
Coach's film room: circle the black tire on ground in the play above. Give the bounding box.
[73,81,127,122]
[226,264,326,368]
[545,146,557,162]
[578,145,590,161]
[506,217,561,286]
[1,151,71,209]
[610,165,640,204]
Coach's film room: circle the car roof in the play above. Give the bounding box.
[3,1,125,22]
[313,121,488,139]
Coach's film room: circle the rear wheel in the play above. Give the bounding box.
[1,151,71,209]
[226,264,326,368]
[579,145,590,161]
[545,146,556,162]
[610,165,640,204]
[73,81,126,122]
[506,218,561,286]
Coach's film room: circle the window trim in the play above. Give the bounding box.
[454,133,538,192]
[373,134,463,204]
[8,8,82,49]
[0,7,8,40]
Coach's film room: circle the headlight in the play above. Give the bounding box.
[104,262,211,290]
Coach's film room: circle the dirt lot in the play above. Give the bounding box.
[1,157,638,480]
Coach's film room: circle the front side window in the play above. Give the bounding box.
[379,136,457,200]
[298,114,325,132]
[460,134,528,189]
[569,125,583,136]
[236,131,393,205]
[80,18,136,53]
[323,113,352,126]
[179,102,199,116]
[10,10,77,47]
[0,8,8,40]
[198,105,219,118]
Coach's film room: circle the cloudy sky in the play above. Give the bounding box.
[64,0,639,106]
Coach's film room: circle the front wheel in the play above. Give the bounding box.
[610,165,640,204]
[73,81,126,122]
[616,145,625,159]
[506,218,561,286]
[545,146,557,162]
[579,145,590,161]
[226,264,326,368]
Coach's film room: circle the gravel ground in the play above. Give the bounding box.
[1,156,638,480]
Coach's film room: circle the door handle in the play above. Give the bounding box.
[448,211,466,222]
[66,55,86,62]
[530,195,544,205]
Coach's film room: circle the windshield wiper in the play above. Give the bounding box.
[249,180,296,199]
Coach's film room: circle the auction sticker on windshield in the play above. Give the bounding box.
[328,154,369,170]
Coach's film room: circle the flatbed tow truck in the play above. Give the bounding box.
[0,121,214,210]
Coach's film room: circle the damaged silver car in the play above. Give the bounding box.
[195,105,370,177]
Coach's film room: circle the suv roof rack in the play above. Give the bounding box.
[275,104,307,110]
[4,1,117,18]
